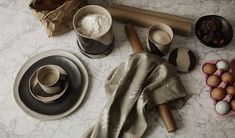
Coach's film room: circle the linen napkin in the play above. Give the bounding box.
[83,52,187,138]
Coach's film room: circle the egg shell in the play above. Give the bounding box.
[215,101,230,115]
[221,72,234,84]
[216,60,230,71]
[211,88,226,100]
[207,75,221,87]
[202,63,217,75]
[226,85,235,97]
[202,59,235,116]
[231,100,235,111]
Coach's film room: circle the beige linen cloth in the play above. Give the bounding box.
[83,52,187,138]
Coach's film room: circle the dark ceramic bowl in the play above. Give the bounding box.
[195,15,233,48]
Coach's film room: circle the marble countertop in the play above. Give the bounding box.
[0,0,235,137]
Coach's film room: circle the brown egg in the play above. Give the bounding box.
[226,85,235,97]
[207,75,221,87]
[211,88,226,100]
[203,63,217,75]
[221,72,234,84]
[231,99,235,111]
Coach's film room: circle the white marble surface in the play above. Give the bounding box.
[0,0,235,137]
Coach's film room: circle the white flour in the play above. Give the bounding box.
[150,30,171,45]
[77,14,110,38]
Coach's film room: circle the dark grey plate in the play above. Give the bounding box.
[19,56,82,115]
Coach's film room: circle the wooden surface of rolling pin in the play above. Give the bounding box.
[106,6,192,36]
[110,4,194,23]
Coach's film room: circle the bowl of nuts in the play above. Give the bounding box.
[195,15,233,48]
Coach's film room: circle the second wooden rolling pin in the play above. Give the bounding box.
[125,23,177,132]
[105,6,193,36]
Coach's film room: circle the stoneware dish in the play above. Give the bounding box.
[168,47,197,73]
[36,65,68,94]
[29,65,69,103]
[147,24,173,56]
[195,15,233,48]
[13,50,89,120]
[202,59,235,116]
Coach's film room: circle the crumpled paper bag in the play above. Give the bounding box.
[82,52,187,138]
[29,0,87,37]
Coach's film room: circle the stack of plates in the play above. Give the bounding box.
[13,50,89,120]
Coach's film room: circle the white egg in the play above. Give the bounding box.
[215,101,230,115]
[216,60,229,71]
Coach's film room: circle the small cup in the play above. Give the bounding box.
[73,5,114,59]
[36,65,67,94]
[147,24,173,56]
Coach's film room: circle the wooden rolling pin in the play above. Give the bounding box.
[110,3,194,24]
[125,23,177,132]
[105,6,192,36]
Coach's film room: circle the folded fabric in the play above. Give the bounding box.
[82,52,187,138]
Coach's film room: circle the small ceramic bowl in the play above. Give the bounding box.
[195,15,233,48]
[29,65,69,103]
[147,24,173,56]
[202,59,235,116]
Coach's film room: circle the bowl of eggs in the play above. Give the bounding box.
[202,59,235,116]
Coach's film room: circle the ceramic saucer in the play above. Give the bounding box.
[29,65,69,103]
